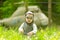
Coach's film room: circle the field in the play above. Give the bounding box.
[0,25,60,40]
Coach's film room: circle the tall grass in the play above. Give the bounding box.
[0,25,60,40]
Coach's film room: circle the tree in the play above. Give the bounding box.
[48,0,52,27]
[24,0,28,12]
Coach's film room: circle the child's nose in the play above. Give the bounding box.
[28,19,31,20]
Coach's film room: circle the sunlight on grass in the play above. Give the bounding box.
[0,25,60,40]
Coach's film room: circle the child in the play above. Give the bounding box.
[19,11,37,36]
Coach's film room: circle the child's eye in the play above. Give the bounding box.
[26,17,33,19]
[26,17,29,19]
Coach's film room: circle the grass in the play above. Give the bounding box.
[0,25,60,40]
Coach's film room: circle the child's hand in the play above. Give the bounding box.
[20,29,24,33]
[27,31,33,36]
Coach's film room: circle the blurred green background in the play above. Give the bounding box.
[0,0,60,24]
[0,0,60,40]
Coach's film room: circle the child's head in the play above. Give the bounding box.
[25,11,34,24]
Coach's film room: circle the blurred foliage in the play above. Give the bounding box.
[0,1,17,19]
[0,0,60,24]
[0,25,60,40]
[52,0,60,24]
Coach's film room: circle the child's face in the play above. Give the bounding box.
[26,14,33,23]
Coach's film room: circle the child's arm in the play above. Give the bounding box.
[19,23,24,33]
[32,23,37,34]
